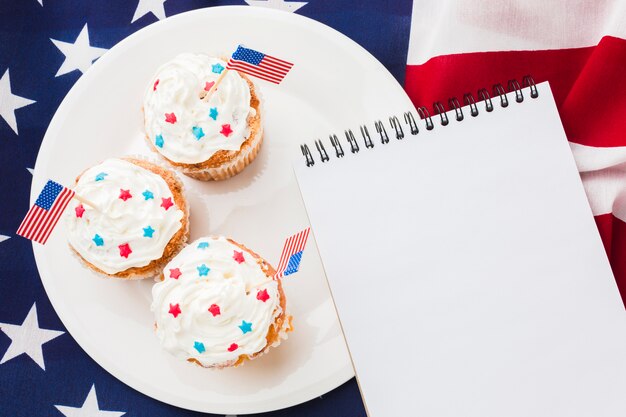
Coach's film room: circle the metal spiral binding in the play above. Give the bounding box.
[330,134,344,157]
[374,121,389,144]
[345,129,359,153]
[300,76,539,166]
[361,125,374,148]
[389,116,404,139]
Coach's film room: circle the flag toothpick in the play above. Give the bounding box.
[203,45,294,102]
[72,193,100,211]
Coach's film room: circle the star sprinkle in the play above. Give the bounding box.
[164,112,177,124]
[118,243,132,258]
[209,107,218,121]
[208,304,221,316]
[92,234,104,247]
[153,79,159,91]
[143,226,155,238]
[220,124,233,137]
[160,197,173,210]
[192,126,205,140]
[204,81,215,91]
[119,189,132,201]
[169,268,182,279]
[75,204,85,218]
[227,343,239,352]
[95,172,108,181]
[239,320,252,334]
[168,303,181,318]
[233,250,245,264]
[212,63,225,74]
[257,289,270,302]
[194,341,205,354]
[142,190,154,200]
[155,134,164,148]
[197,264,210,276]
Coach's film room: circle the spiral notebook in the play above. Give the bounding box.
[294,80,626,416]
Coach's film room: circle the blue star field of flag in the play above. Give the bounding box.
[0,1,413,416]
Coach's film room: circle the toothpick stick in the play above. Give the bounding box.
[247,278,275,292]
[73,193,100,211]
[202,68,229,102]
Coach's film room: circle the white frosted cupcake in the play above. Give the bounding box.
[143,53,263,181]
[151,236,292,368]
[65,157,189,279]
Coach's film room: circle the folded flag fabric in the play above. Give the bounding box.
[226,45,293,84]
[274,227,311,278]
[16,180,75,244]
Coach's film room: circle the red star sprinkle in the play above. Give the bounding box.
[227,343,239,352]
[204,81,215,91]
[169,303,181,318]
[233,250,245,264]
[208,304,221,317]
[220,124,233,137]
[256,289,270,302]
[119,189,132,201]
[165,112,177,124]
[119,243,132,258]
[153,79,159,91]
[161,197,173,210]
[169,268,182,279]
[75,204,85,218]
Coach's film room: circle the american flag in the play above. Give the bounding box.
[226,45,293,84]
[16,180,75,244]
[274,227,311,278]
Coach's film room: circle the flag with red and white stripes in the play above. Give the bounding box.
[16,180,74,244]
[404,1,626,305]
[226,45,293,84]
[274,227,311,278]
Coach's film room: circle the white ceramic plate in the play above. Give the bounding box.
[32,6,413,415]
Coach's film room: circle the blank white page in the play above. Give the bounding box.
[294,82,626,416]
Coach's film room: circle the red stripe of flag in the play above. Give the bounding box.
[227,61,284,84]
[17,186,75,244]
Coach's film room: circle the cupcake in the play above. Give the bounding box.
[151,236,292,368]
[143,53,263,181]
[65,157,189,279]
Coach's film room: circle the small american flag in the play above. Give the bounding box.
[17,180,75,244]
[226,45,293,84]
[274,227,311,278]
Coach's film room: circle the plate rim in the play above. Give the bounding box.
[31,5,408,414]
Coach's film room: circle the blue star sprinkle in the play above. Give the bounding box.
[192,126,205,140]
[211,63,225,74]
[209,107,218,121]
[155,134,164,148]
[142,190,154,200]
[92,234,104,246]
[197,242,209,250]
[143,226,155,238]
[194,341,206,354]
[239,320,253,334]
[95,172,108,181]
[197,264,210,276]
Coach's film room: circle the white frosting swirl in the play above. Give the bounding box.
[143,53,254,164]
[65,158,185,275]
[151,237,281,367]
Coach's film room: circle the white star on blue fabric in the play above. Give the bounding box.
[131,0,167,24]
[0,235,9,244]
[55,384,126,417]
[197,264,210,276]
[0,303,64,370]
[244,0,308,13]
[0,69,36,135]
[50,24,108,77]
